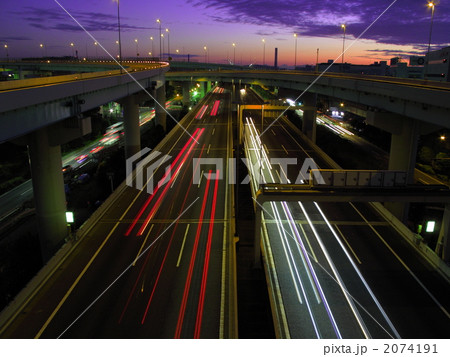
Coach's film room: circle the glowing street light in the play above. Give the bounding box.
[4,44,9,62]
[341,24,346,68]
[232,43,236,65]
[165,28,170,60]
[134,38,139,57]
[426,1,436,75]
[150,36,154,58]
[161,33,165,60]
[39,43,46,58]
[156,19,162,60]
[262,38,266,66]
[94,41,98,58]
[204,45,207,63]
[293,33,298,69]
[113,0,122,64]
[70,42,75,57]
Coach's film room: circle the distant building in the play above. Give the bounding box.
[390,57,424,79]
[425,46,450,82]
[317,60,389,76]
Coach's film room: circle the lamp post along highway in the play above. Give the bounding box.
[166,28,170,60]
[232,43,236,65]
[4,44,9,62]
[204,45,207,64]
[39,43,45,58]
[426,1,436,76]
[341,24,346,68]
[262,38,266,66]
[316,48,319,72]
[150,36,154,59]
[156,19,162,60]
[114,0,122,64]
[135,38,139,57]
[161,33,165,60]
[293,33,298,69]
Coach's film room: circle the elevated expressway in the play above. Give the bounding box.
[0,86,237,338]
[0,61,169,258]
[240,95,450,338]
[169,70,450,262]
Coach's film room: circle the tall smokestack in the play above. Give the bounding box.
[274,48,278,69]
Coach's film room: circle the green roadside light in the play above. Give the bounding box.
[425,221,435,233]
[66,211,74,223]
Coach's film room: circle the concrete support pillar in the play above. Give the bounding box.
[302,92,317,143]
[18,67,25,80]
[206,81,212,92]
[122,94,141,160]
[155,84,167,132]
[386,117,419,220]
[436,204,450,262]
[388,118,419,184]
[182,82,190,106]
[28,127,67,261]
[200,82,206,98]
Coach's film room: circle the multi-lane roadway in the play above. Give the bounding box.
[241,89,450,338]
[1,87,236,338]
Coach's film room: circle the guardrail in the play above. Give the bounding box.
[0,61,168,92]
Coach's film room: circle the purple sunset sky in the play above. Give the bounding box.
[1,0,449,65]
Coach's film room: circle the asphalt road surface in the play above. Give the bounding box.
[1,88,235,338]
[242,91,450,338]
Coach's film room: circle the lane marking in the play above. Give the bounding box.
[35,220,121,338]
[219,97,231,338]
[212,128,216,136]
[175,171,212,338]
[207,144,211,155]
[176,224,191,268]
[281,144,289,155]
[334,224,362,264]
[34,101,202,338]
[194,169,220,338]
[133,225,154,266]
[198,170,204,188]
[299,223,318,263]
[20,188,33,196]
[349,202,450,320]
[271,129,277,136]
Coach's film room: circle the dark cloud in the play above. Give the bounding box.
[187,0,450,46]
[0,36,32,42]
[14,6,154,33]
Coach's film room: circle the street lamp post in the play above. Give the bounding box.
[316,48,319,72]
[114,0,122,64]
[232,43,236,65]
[262,38,266,66]
[94,41,98,58]
[293,33,298,69]
[161,34,165,60]
[426,1,436,77]
[341,24,346,69]
[165,28,170,60]
[156,19,162,60]
[150,36,154,58]
[4,44,9,62]
[135,39,139,57]
[40,43,45,58]
[70,42,75,58]
[204,45,207,63]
